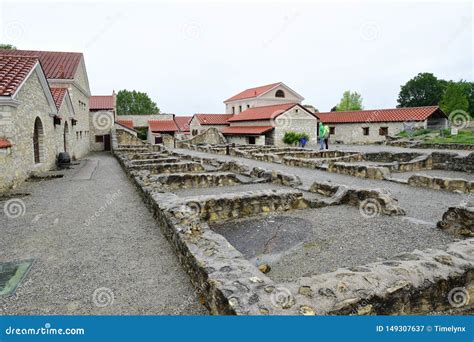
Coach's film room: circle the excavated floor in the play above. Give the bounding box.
[210,206,455,283]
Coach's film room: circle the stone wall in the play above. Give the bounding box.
[328,162,390,180]
[151,172,243,190]
[431,152,474,173]
[130,161,205,174]
[408,174,473,194]
[437,205,474,237]
[0,72,57,191]
[177,128,226,147]
[116,129,145,146]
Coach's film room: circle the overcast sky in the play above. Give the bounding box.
[1,0,472,114]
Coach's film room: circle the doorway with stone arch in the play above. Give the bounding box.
[33,117,44,164]
[63,121,69,152]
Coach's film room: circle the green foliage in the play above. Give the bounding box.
[425,130,474,145]
[135,127,148,140]
[0,44,16,49]
[439,81,469,116]
[397,73,446,107]
[336,91,363,111]
[282,131,309,145]
[116,89,159,115]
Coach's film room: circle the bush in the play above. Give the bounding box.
[283,131,310,145]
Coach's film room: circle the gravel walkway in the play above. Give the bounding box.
[174,149,468,224]
[0,153,207,315]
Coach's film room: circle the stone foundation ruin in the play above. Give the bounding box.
[112,135,473,316]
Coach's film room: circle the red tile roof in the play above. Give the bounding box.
[222,126,274,135]
[228,103,298,122]
[148,120,179,132]
[194,114,234,125]
[50,87,68,110]
[0,138,12,149]
[116,119,133,129]
[224,82,281,102]
[0,49,82,79]
[0,55,38,96]
[90,95,115,110]
[175,116,192,132]
[317,106,442,124]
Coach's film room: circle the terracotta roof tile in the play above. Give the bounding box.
[116,119,133,129]
[222,126,274,135]
[148,120,179,132]
[50,87,68,110]
[225,82,281,102]
[90,95,115,110]
[0,49,82,79]
[0,55,38,96]
[0,138,12,149]
[175,116,192,132]
[228,103,298,122]
[317,106,442,124]
[195,114,234,125]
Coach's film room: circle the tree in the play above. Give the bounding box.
[336,90,363,111]
[439,81,469,116]
[461,81,474,117]
[397,73,446,108]
[0,44,16,49]
[116,90,159,115]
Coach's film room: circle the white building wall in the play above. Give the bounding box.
[225,84,303,114]
[326,121,426,144]
[273,107,318,146]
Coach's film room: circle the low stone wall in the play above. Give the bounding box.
[408,174,473,194]
[177,128,226,147]
[328,162,390,180]
[250,167,302,187]
[116,130,145,146]
[280,239,474,315]
[129,157,180,165]
[130,162,205,174]
[437,205,474,237]
[308,181,406,216]
[432,152,474,173]
[166,189,309,223]
[152,172,243,190]
[364,152,423,163]
[416,143,474,150]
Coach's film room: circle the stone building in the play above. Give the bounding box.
[147,119,179,147]
[189,114,233,136]
[317,106,449,144]
[223,82,304,115]
[0,56,60,190]
[89,93,116,151]
[225,103,318,146]
[51,87,76,155]
[0,48,93,159]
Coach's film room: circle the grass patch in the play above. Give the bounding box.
[424,130,474,145]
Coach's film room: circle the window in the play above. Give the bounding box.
[362,127,370,136]
[80,131,83,139]
[33,117,44,164]
[239,105,242,113]
[329,127,335,135]
[379,127,388,136]
[76,132,79,140]
[247,104,250,109]
[248,136,256,145]
[95,135,104,143]
[192,129,198,136]
[232,107,235,114]
[275,90,285,98]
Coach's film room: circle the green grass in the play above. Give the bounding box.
[424,130,474,145]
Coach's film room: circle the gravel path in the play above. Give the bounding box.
[174,148,468,224]
[0,153,207,315]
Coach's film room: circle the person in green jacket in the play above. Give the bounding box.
[319,123,329,150]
